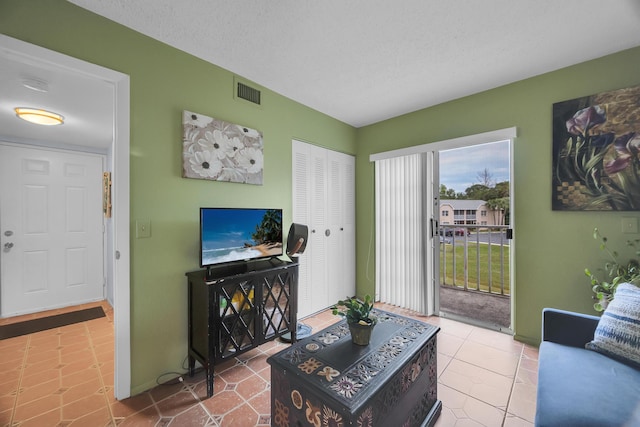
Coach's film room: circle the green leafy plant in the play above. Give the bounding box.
[585,228,640,311]
[331,295,377,325]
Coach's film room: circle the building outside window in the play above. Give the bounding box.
[439,200,501,227]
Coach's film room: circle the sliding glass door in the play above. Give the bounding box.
[371,128,515,329]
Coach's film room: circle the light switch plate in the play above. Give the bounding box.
[621,217,638,234]
[136,219,151,238]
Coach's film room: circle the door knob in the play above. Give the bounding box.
[4,230,13,237]
[4,242,14,249]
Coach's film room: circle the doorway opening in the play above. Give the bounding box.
[0,35,131,399]
[437,141,512,331]
[371,128,515,332]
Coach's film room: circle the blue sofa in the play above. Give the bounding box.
[535,308,640,426]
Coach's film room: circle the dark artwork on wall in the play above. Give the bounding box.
[552,85,640,211]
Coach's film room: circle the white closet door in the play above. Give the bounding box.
[292,141,328,317]
[307,144,329,315]
[292,144,311,315]
[327,150,355,304]
[292,140,355,318]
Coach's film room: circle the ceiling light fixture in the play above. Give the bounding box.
[15,107,64,126]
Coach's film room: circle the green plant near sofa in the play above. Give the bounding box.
[585,228,640,311]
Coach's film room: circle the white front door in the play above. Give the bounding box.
[0,143,104,317]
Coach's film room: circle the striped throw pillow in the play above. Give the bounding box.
[586,282,640,367]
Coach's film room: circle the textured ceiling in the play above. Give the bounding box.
[66,0,640,127]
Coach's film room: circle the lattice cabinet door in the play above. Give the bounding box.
[260,267,297,341]
[217,280,258,358]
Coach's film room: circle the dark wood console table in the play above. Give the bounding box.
[186,258,298,397]
[268,309,441,426]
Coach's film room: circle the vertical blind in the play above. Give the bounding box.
[375,153,428,314]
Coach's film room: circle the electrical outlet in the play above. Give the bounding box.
[136,219,151,238]
[621,217,638,234]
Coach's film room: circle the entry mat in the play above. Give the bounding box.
[0,306,106,340]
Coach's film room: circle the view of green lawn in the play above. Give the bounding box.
[440,242,510,295]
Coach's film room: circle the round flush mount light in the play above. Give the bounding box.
[15,107,64,126]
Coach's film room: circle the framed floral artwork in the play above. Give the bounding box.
[182,110,263,185]
[552,85,640,210]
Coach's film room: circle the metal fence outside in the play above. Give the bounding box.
[439,224,510,296]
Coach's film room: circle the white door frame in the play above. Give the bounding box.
[0,35,131,399]
[370,127,516,326]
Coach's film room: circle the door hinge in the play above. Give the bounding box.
[506,229,513,240]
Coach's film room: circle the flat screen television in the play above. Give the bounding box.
[200,207,283,268]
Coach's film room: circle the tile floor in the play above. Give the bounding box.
[0,301,538,426]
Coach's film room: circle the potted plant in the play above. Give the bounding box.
[585,228,640,312]
[332,295,377,345]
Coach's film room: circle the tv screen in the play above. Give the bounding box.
[200,208,283,267]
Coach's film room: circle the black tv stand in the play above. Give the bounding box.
[204,257,282,281]
[186,257,298,397]
[205,265,214,281]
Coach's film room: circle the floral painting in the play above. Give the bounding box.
[182,110,263,185]
[552,86,640,210]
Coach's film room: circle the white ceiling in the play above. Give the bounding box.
[66,0,640,128]
[2,1,640,151]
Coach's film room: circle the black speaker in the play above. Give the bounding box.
[286,223,308,257]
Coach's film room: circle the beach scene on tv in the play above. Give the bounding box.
[201,208,283,266]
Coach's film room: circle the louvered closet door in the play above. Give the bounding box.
[292,140,355,318]
[327,150,355,304]
[292,141,328,317]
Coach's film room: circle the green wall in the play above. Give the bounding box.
[355,46,640,345]
[0,0,356,394]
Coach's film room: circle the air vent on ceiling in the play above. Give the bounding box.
[237,81,261,105]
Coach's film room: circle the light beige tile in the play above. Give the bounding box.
[437,353,452,377]
[437,383,505,426]
[467,327,523,355]
[439,359,513,407]
[435,317,476,339]
[507,382,537,423]
[516,363,538,386]
[455,340,520,378]
[438,332,465,357]
[504,413,534,427]
[522,344,539,361]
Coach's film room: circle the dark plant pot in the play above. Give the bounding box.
[348,321,375,346]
